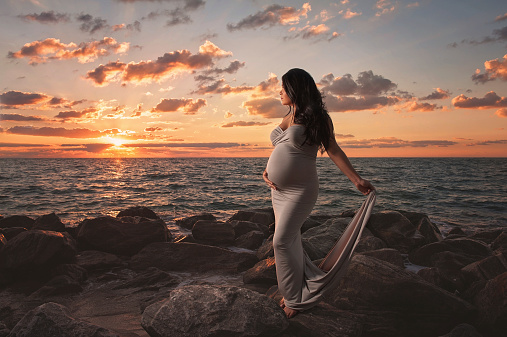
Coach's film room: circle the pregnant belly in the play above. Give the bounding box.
[266,144,317,190]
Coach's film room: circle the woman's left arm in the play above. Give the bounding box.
[326,137,375,195]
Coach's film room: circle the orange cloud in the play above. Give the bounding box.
[325,95,400,112]
[54,107,99,120]
[340,137,457,148]
[496,108,507,118]
[472,54,507,84]
[152,98,207,115]
[419,88,451,100]
[243,97,286,118]
[452,91,507,110]
[86,41,231,86]
[221,121,270,128]
[406,101,440,112]
[339,9,362,19]
[8,37,129,64]
[286,24,340,41]
[227,3,311,31]
[6,126,103,138]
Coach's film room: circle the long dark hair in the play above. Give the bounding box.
[282,68,332,153]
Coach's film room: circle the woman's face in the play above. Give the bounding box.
[280,86,293,106]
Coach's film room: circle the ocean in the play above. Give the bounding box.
[0,157,505,235]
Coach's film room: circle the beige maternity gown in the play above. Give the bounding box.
[266,124,376,311]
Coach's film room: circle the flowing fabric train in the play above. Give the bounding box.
[285,190,376,311]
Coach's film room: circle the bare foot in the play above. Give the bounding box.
[283,306,299,319]
[279,298,285,309]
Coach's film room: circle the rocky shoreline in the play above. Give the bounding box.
[0,206,505,337]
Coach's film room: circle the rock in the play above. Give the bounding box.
[461,251,507,285]
[113,267,179,290]
[235,230,265,250]
[354,235,387,253]
[130,242,258,273]
[8,302,119,337]
[438,323,483,337]
[491,232,507,253]
[229,220,269,238]
[0,322,9,337]
[75,250,124,271]
[51,264,88,283]
[29,275,83,298]
[448,227,467,236]
[141,285,288,337]
[469,229,504,245]
[397,210,443,243]
[0,234,6,250]
[77,216,169,256]
[283,302,364,337]
[358,248,404,268]
[256,235,274,260]
[116,206,160,219]
[302,217,352,260]
[191,220,235,245]
[300,217,321,233]
[325,254,476,337]
[32,212,65,232]
[0,230,77,275]
[175,213,216,230]
[0,215,34,229]
[472,272,507,335]
[417,267,454,291]
[367,211,427,253]
[243,257,277,285]
[0,227,27,240]
[340,209,357,217]
[228,209,275,228]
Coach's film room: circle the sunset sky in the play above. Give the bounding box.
[0,0,506,158]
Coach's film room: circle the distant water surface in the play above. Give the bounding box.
[0,158,505,234]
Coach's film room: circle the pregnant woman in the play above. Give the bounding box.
[263,68,375,318]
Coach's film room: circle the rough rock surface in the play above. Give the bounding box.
[77,216,169,256]
[191,220,235,245]
[228,209,275,228]
[8,302,119,337]
[243,257,277,285]
[141,285,288,337]
[130,242,258,273]
[0,216,34,229]
[302,217,352,260]
[116,206,160,219]
[175,213,216,230]
[32,213,65,232]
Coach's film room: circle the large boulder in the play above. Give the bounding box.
[302,217,370,260]
[243,257,277,285]
[75,250,124,271]
[367,211,427,253]
[141,285,288,337]
[397,210,443,243]
[0,227,27,240]
[7,302,119,337]
[175,213,216,230]
[461,251,507,285]
[116,206,160,219]
[228,209,274,228]
[325,254,476,337]
[0,215,34,229]
[472,271,507,335]
[235,231,265,250]
[191,220,235,245]
[32,213,65,232]
[256,234,274,260]
[130,242,258,273]
[77,216,169,256]
[229,220,269,238]
[358,248,404,268]
[0,230,77,275]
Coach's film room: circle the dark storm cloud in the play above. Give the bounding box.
[0,91,48,106]
[77,14,109,34]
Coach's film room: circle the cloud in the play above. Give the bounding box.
[419,88,451,100]
[452,91,507,109]
[375,0,396,17]
[227,3,311,31]
[6,126,104,138]
[221,121,270,128]
[496,108,507,118]
[123,142,241,148]
[204,60,245,75]
[472,54,507,84]
[77,14,109,34]
[459,25,507,45]
[0,143,49,148]
[335,134,355,139]
[496,13,507,22]
[8,37,129,65]
[85,41,230,86]
[140,0,205,26]
[112,21,141,32]
[54,107,99,120]
[466,139,507,146]
[60,143,114,152]
[406,101,440,112]
[144,127,164,132]
[243,97,287,118]
[19,11,70,23]
[325,95,400,112]
[0,90,48,106]
[0,113,45,121]
[192,79,254,95]
[286,24,341,41]
[339,9,362,19]
[320,71,397,96]
[339,137,457,148]
[152,98,207,114]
